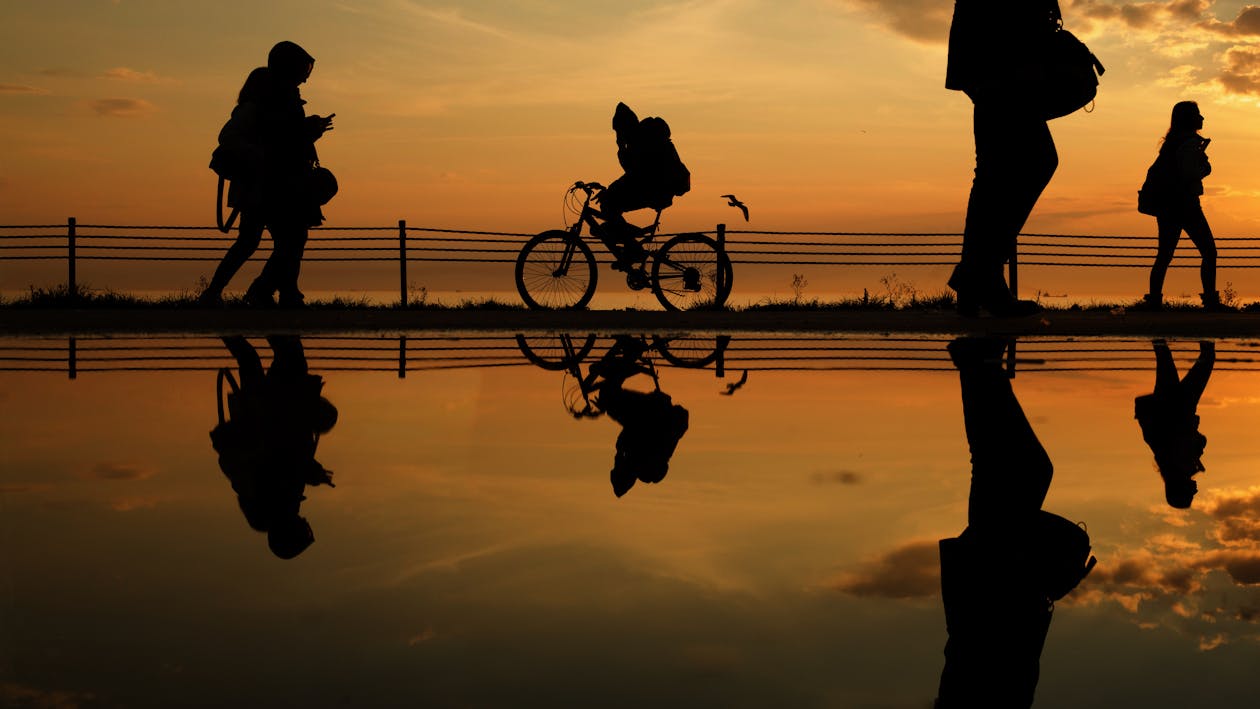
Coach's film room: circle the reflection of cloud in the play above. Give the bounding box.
[88,462,156,481]
[109,495,167,512]
[828,539,939,599]
[0,84,48,95]
[810,470,863,485]
[0,682,96,709]
[407,628,437,646]
[87,98,156,117]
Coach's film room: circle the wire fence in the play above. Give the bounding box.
[4,219,1257,303]
[3,333,1255,379]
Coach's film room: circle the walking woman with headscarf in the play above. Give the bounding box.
[1139,101,1220,310]
[944,1,1062,317]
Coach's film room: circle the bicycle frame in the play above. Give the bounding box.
[567,182,663,259]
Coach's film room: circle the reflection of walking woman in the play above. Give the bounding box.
[1141,102,1219,310]
[1135,339,1213,508]
[945,2,1061,317]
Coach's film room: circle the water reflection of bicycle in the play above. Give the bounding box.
[514,181,734,311]
[515,333,730,417]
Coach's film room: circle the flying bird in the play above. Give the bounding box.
[720,369,749,395]
[721,194,749,222]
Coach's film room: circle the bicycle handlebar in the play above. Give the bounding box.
[572,181,606,195]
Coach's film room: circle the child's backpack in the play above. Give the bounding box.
[638,115,691,198]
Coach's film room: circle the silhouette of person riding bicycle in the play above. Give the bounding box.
[515,102,733,311]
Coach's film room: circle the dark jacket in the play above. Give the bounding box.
[1158,134,1211,199]
[945,0,1062,101]
[257,81,324,224]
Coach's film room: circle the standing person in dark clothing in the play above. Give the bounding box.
[1139,102,1220,310]
[211,335,339,558]
[199,67,272,305]
[945,1,1063,317]
[1135,339,1213,509]
[242,41,335,308]
[936,337,1095,708]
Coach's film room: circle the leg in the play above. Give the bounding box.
[953,102,1057,314]
[597,176,654,265]
[1178,341,1215,410]
[268,222,309,306]
[1149,216,1183,299]
[222,336,265,389]
[203,212,264,300]
[266,335,309,379]
[1181,202,1217,296]
[949,338,1052,533]
[1152,340,1179,395]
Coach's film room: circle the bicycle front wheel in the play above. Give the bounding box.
[650,233,733,311]
[515,230,599,310]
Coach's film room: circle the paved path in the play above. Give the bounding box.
[2,308,1259,337]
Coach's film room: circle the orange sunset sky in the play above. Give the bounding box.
[6,1,1260,298]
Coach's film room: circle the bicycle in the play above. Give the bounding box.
[514,181,734,311]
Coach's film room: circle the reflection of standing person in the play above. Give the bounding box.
[199,67,271,305]
[1140,102,1219,310]
[945,2,1061,317]
[936,337,1095,708]
[1135,339,1213,508]
[211,335,338,558]
[243,41,335,308]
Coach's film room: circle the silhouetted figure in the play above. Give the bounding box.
[945,2,1063,317]
[234,41,334,308]
[936,337,1095,708]
[200,67,272,305]
[596,102,691,268]
[590,337,689,497]
[1139,102,1219,310]
[211,335,338,558]
[1135,339,1213,509]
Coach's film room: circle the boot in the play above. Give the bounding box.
[1201,291,1230,312]
[1133,293,1162,311]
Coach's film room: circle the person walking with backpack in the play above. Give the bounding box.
[944,2,1063,317]
[1138,101,1220,310]
[244,41,335,307]
[199,67,271,305]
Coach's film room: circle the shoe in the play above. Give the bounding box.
[1201,291,1232,312]
[243,287,276,308]
[197,289,223,307]
[947,336,1010,370]
[1131,293,1163,311]
[948,267,1038,318]
[278,290,306,308]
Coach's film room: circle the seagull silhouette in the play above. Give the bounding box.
[721,194,749,222]
[720,369,749,395]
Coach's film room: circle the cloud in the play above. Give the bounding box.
[87,462,155,481]
[828,539,940,599]
[87,98,156,117]
[810,470,864,485]
[1218,46,1260,95]
[101,67,176,84]
[0,84,48,95]
[844,0,953,43]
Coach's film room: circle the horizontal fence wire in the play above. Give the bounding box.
[3,335,1258,377]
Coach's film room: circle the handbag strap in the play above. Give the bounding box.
[215,176,240,234]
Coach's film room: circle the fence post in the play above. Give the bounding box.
[68,337,77,380]
[398,335,407,379]
[716,223,726,299]
[1008,249,1019,299]
[398,219,408,307]
[67,217,77,298]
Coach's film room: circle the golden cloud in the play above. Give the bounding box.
[87,98,156,117]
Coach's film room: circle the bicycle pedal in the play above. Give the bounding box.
[626,269,650,291]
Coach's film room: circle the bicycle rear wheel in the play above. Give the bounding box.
[516,230,599,310]
[653,334,730,368]
[650,233,733,311]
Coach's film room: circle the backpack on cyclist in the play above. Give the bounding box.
[612,102,691,198]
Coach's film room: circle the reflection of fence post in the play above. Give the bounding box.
[67,217,77,297]
[1009,249,1019,298]
[68,336,77,380]
[398,335,407,379]
[716,223,726,298]
[398,219,408,307]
